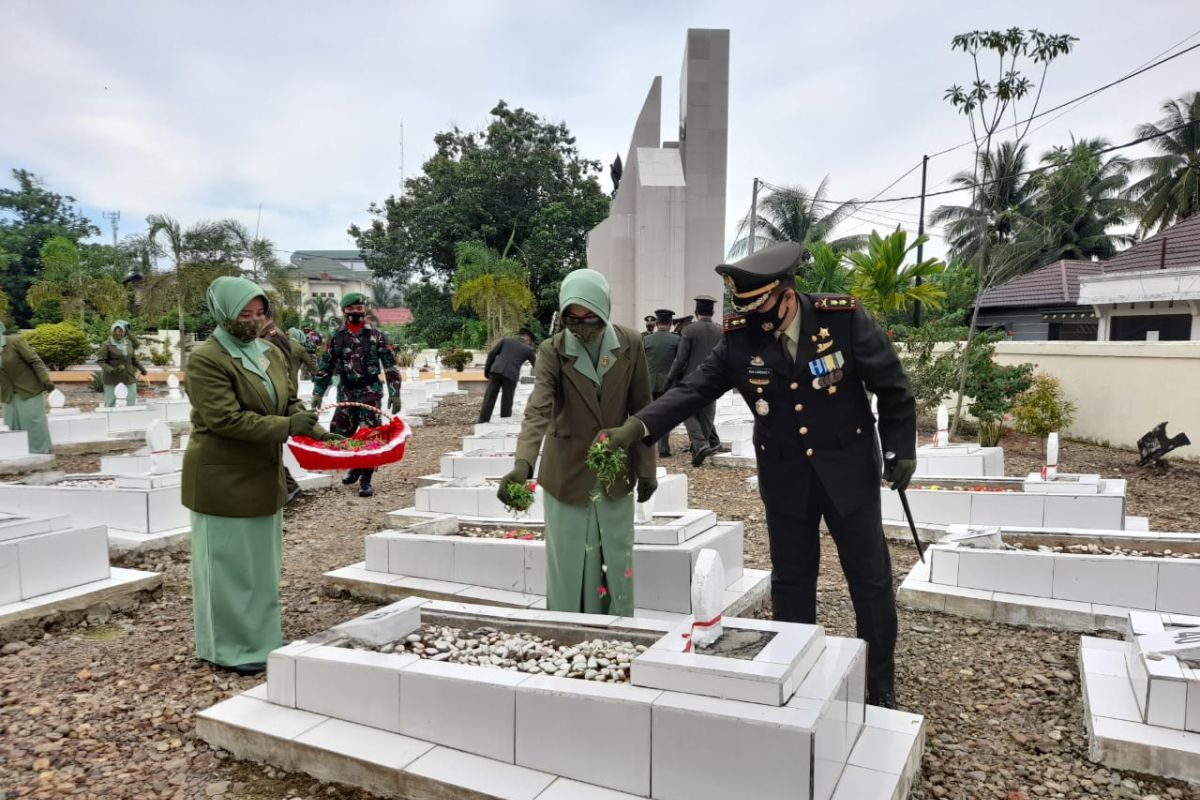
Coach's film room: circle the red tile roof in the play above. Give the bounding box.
[976,259,1103,309]
[373,307,412,325]
[1100,213,1200,273]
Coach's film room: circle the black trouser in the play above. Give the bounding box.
[652,391,672,456]
[763,469,897,699]
[478,375,516,423]
[684,401,719,452]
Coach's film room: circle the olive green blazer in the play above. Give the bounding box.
[0,336,54,404]
[181,339,323,517]
[515,324,655,506]
[96,340,145,385]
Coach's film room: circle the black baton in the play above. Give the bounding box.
[884,451,924,563]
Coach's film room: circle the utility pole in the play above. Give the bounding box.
[102,210,120,247]
[913,155,928,327]
[748,178,760,255]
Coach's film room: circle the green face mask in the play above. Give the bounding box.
[224,319,262,343]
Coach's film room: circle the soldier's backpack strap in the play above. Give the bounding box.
[810,294,858,312]
[723,314,747,333]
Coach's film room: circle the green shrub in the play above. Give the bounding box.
[1011,373,1077,437]
[394,345,417,368]
[88,372,104,393]
[438,346,472,371]
[960,331,1033,447]
[24,322,92,370]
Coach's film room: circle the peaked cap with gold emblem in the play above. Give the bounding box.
[715,242,803,314]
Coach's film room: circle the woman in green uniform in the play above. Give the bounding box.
[497,269,657,616]
[182,276,329,674]
[96,320,146,407]
[287,327,317,379]
[0,322,55,454]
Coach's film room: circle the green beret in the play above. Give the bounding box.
[341,292,366,309]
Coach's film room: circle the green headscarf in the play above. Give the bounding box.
[558,269,619,384]
[205,276,275,402]
[287,327,305,345]
[110,319,131,354]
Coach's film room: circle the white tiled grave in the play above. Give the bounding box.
[0,511,160,635]
[197,597,925,800]
[915,443,1005,478]
[46,407,112,445]
[899,530,1200,632]
[1080,612,1200,783]
[882,476,1127,531]
[147,397,193,425]
[331,510,767,618]
[94,404,160,434]
[0,471,190,555]
[0,429,54,473]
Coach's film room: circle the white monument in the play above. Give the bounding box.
[586,28,729,325]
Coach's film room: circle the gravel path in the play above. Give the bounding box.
[2,392,1198,799]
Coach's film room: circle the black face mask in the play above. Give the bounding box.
[346,312,365,325]
[563,316,605,343]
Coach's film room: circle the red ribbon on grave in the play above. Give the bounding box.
[680,614,723,653]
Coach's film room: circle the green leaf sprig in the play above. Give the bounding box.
[586,435,627,491]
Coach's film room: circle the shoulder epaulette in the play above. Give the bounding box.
[723,315,747,333]
[812,294,858,312]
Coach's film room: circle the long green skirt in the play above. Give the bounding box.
[103,382,137,407]
[544,488,635,616]
[190,510,284,667]
[4,393,51,454]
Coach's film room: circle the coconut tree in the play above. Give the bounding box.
[729,177,866,260]
[1127,92,1200,234]
[304,295,338,332]
[845,229,947,320]
[931,141,1037,265]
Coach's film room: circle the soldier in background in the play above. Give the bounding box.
[311,293,402,498]
[667,295,724,466]
[479,328,536,423]
[642,315,656,337]
[641,309,680,457]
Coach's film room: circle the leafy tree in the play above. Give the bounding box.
[845,229,946,320]
[925,258,977,325]
[370,279,403,308]
[26,236,127,326]
[729,178,866,260]
[794,243,852,294]
[1128,92,1200,233]
[892,322,970,417]
[963,334,1034,446]
[451,242,534,345]
[0,169,100,326]
[0,285,10,326]
[403,281,468,347]
[940,26,1076,434]
[350,101,610,323]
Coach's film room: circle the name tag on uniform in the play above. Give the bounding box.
[747,366,772,386]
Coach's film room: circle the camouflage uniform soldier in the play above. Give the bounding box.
[311,293,402,498]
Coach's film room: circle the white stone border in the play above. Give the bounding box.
[0,567,161,640]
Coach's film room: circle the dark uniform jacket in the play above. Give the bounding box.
[666,317,722,385]
[484,336,536,384]
[516,325,655,506]
[642,330,680,394]
[637,294,915,516]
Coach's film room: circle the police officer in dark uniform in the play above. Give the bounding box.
[642,315,656,337]
[668,294,724,465]
[311,292,403,498]
[598,242,917,708]
[641,309,680,457]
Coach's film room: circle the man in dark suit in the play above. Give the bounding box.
[641,309,681,457]
[598,242,917,709]
[641,315,656,337]
[667,295,724,466]
[479,328,536,423]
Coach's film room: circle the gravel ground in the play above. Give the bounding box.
[2,393,1199,799]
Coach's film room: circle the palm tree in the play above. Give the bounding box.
[145,214,190,366]
[370,279,403,308]
[1127,92,1200,234]
[931,141,1037,265]
[795,243,851,294]
[304,295,338,332]
[729,177,866,260]
[846,229,946,320]
[451,241,533,345]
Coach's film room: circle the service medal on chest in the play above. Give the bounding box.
[755,398,770,417]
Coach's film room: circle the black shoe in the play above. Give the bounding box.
[659,451,672,458]
[359,484,374,498]
[232,662,266,676]
[342,469,362,485]
[286,487,302,503]
[868,690,897,709]
[691,445,713,467]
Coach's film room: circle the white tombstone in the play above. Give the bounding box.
[114,383,129,401]
[48,389,65,409]
[1043,432,1059,480]
[434,361,442,379]
[935,404,949,447]
[146,420,174,474]
[406,365,418,382]
[689,549,725,648]
[167,373,181,400]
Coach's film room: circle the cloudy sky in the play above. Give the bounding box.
[2,1,1197,264]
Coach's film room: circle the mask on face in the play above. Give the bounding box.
[346,312,365,325]
[747,289,795,334]
[224,318,263,343]
[563,316,605,344]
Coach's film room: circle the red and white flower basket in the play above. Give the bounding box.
[286,402,411,472]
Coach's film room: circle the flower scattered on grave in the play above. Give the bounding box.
[597,585,608,597]
[624,566,634,579]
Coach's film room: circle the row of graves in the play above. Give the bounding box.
[0,373,462,646]
[197,371,929,800]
